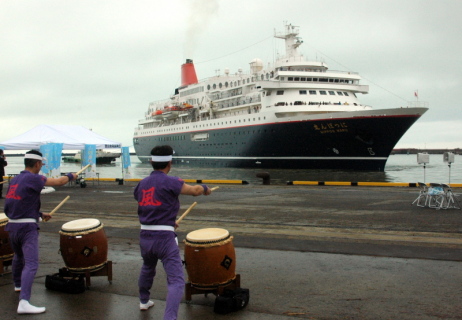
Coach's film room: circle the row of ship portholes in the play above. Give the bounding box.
[144,128,275,143]
[206,73,272,91]
[192,117,266,129]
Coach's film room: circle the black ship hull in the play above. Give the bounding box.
[133,112,422,171]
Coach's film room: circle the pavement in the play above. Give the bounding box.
[1,181,462,319]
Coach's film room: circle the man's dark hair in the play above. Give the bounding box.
[25,150,43,168]
[150,145,173,170]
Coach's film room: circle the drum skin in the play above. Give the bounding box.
[0,213,14,261]
[59,219,108,272]
[184,228,236,288]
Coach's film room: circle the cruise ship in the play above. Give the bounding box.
[133,23,428,171]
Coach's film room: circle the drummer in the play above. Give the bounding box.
[134,145,212,320]
[4,150,77,314]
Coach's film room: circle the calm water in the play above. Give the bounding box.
[3,154,461,184]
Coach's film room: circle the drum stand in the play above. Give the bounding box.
[58,260,113,288]
[0,258,12,276]
[185,274,241,303]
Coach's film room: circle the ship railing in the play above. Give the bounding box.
[209,88,243,100]
[408,101,429,108]
[326,70,359,75]
[214,95,261,110]
[148,98,172,108]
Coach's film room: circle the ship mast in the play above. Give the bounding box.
[274,22,303,59]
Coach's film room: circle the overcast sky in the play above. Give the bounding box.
[1,0,461,150]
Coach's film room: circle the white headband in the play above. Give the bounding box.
[151,155,172,162]
[25,154,47,161]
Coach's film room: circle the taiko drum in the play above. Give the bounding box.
[184,228,236,289]
[0,213,14,261]
[59,218,108,273]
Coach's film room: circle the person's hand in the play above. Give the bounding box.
[42,213,52,222]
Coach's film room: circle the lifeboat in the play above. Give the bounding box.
[152,110,163,120]
[164,105,182,112]
[162,106,181,120]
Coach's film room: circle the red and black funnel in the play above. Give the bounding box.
[181,59,198,86]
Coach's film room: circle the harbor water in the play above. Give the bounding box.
[2,154,461,185]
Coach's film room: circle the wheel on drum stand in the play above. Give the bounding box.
[0,259,13,276]
[184,274,241,303]
[59,261,113,288]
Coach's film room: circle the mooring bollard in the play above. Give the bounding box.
[256,172,270,185]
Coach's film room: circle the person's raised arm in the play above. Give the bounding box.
[180,183,211,196]
[45,173,77,187]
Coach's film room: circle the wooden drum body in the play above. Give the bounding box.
[184,228,236,289]
[59,218,108,273]
[0,213,14,261]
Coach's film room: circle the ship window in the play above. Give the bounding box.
[261,75,264,80]
[207,84,211,90]
[225,82,228,87]
[300,77,306,81]
[313,78,318,82]
[306,78,312,81]
[299,90,307,95]
[343,92,349,96]
[328,91,335,95]
[276,90,284,95]
[294,77,300,81]
[288,77,293,81]
[337,92,344,96]
[219,83,222,88]
[320,78,328,82]
[267,90,271,96]
[309,90,317,95]
[213,84,216,89]
[320,91,327,95]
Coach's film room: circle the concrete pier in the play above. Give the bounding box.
[1,182,461,319]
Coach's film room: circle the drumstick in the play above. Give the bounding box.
[75,164,91,176]
[211,186,219,191]
[0,180,7,185]
[176,201,197,224]
[49,196,70,216]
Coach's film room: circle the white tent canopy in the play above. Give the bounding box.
[0,125,121,150]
